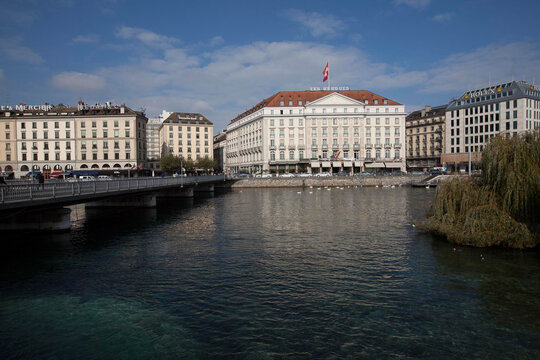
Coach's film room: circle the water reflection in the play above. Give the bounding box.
[0,187,538,359]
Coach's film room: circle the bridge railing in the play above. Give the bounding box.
[0,175,229,204]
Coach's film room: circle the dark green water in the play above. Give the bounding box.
[0,187,539,359]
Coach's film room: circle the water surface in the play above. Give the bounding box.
[1,187,538,359]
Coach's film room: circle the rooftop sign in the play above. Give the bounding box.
[309,86,350,91]
[77,102,121,110]
[0,104,53,111]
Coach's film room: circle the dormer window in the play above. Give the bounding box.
[374,100,379,104]
[280,101,284,106]
[364,100,369,104]
[298,101,303,105]
[383,100,388,104]
[288,101,293,106]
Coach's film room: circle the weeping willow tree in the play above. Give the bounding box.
[419,129,540,248]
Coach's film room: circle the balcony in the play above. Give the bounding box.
[364,157,373,162]
[353,143,361,149]
[269,145,276,150]
[365,143,373,149]
[394,144,401,149]
[384,144,392,149]
[322,145,328,150]
[297,143,305,149]
[279,144,285,150]
[311,145,318,150]
[332,144,339,149]
[375,143,382,149]
[343,144,350,150]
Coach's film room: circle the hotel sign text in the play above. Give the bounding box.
[1,104,53,111]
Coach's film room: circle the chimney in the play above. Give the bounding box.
[120,104,125,114]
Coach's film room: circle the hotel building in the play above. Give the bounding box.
[0,102,148,178]
[159,112,213,160]
[226,90,406,174]
[443,80,540,171]
[405,105,446,169]
[0,117,17,176]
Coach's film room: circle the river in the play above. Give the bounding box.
[0,187,538,359]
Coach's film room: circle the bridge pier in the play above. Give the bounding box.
[0,207,71,232]
[157,187,194,198]
[86,194,157,208]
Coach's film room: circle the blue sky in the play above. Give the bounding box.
[1,0,539,131]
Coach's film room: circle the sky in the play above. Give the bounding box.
[1,0,539,131]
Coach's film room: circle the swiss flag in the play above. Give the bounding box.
[322,62,329,82]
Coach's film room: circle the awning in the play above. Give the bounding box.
[332,162,341,167]
[310,161,320,167]
[354,161,363,167]
[386,163,402,168]
[321,162,331,167]
[343,161,352,167]
[365,162,385,168]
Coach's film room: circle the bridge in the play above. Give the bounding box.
[0,175,234,231]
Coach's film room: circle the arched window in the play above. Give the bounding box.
[366,150,371,159]
[113,164,121,168]
[5,165,12,172]
[80,164,88,169]
[270,151,275,160]
[395,150,400,159]
[385,150,390,159]
[65,164,73,171]
[124,163,132,168]
[279,151,285,160]
[91,164,99,169]
[32,165,40,171]
[43,165,51,171]
[54,165,62,171]
[375,150,381,159]
[289,151,294,160]
[102,164,110,168]
[21,165,29,171]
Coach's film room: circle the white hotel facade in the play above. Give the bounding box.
[226,90,406,174]
[442,80,540,171]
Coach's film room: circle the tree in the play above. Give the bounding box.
[159,155,182,175]
[195,157,217,171]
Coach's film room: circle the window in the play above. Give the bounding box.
[289,151,294,160]
[114,130,119,138]
[279,151,285,160]
[81,130,86,138]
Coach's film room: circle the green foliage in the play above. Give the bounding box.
[480,129,540,228]
[195,157,217,171]
[159,155,182,175]
[420,129,540,248]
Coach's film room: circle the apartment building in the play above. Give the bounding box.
[159,112,213,160]
[405,105,446,169]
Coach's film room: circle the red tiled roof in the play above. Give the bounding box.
[230,90,402,124]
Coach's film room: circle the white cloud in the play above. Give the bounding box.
[51,72,106,93]
[72,34,100,43]
[0,36,43,64]
[209,36,224,47]
[284,9,345,38]
[47,25,540,131]
[394,0,431,9]
[422,42,540,93]
[432,13,454,22]
[115,26,179,48]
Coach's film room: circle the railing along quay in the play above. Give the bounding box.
[0,175,229,205]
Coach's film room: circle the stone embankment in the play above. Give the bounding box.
[232,175,448,188]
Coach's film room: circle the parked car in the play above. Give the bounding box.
[280,173,295,178]
[316,172,331,177]
[236,172,250,178]
[79,175,95,181]
[261,173,273,178]
[297,173,312,177]
[97,175,112,181]
[335,171,349,176]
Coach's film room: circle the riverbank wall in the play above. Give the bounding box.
[232,175,435,188]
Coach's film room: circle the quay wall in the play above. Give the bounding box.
[232,175,432,188]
